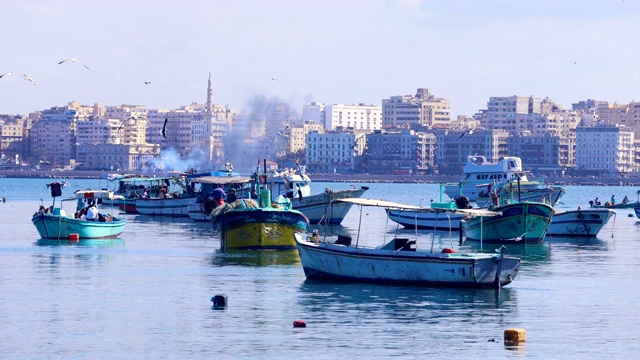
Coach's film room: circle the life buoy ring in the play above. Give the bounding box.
[202,199,217,215]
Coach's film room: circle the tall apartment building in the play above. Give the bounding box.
[364,129,436,174]
[478,95,542,131]
[302,102,382,131]
[30,102,95,165]
[289,121,324,154]
[435,129,509,175]
[382,88,451,129]
[0,116,27,165]
[506,131,574,175]
[305,130,357,173]
[575,124,635,176]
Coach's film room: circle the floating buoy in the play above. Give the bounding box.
[504,328,526,344]
[628,214,633,217]
[293,319,306,328]
[211,294,227,308]
[68,233,79,241]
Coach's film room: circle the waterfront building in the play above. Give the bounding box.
[363,129,436,174]
[575,123,635,177]
[382,88,451,129]
[507,131,575,176]
[435,128,509,175]
[305,130,358,173]
[302,102,382,131]
[478,95,542,131]
[289,121,324,154]
[0,116,27,167]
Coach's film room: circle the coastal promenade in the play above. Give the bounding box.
[1,169,639,186]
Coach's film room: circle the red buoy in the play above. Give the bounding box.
[68,233,80,241]
[293,319,306,328]
[442,248,456,253]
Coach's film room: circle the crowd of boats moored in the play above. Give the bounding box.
[27,156,639,289]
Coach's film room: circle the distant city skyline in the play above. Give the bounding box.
[2,0,640,118]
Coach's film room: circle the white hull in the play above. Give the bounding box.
[294,234,520,288]
[547,209,615,237]
[386,209,464,230]
[135,197,195,216]
[188,187,368,224]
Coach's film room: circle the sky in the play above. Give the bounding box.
[2,0,640,119]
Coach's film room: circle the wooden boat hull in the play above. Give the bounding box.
[547,209,615,237]
[461,202,554,244]
[593,201,640,209]
[118,198,137,213]
[216,208,309,250]
[294,234,520,288]
[290,187,368,224]
[134,196,195,216]
[32,213,125,240]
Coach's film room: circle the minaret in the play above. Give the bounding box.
[206,73,213,114]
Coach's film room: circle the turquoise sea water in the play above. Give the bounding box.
[1,177,640,358]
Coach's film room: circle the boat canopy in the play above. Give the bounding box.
[334,198,501,217]
[189,176,252,185]
[74,190,124,200]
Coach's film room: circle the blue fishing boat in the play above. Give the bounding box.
[32,182,126,240]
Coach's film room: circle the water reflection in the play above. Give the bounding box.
[35,238,125,247]
[296,281,518,324]
[209,249,301,267]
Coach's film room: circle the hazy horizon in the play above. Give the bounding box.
[2,0,640,118]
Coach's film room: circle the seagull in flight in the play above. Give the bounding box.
[161,118,168,139]
[58,58,90,70]
[459,128,475,139]
[270,77,279,82]
[144,81,151,84]
[0,71,36,85]
[271,125,289,141]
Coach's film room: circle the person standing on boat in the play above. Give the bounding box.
[611,195,616,205]
[623,195,629,204]
[213,186,226,207]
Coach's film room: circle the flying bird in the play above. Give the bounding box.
[270,77,279,82]
[0,71,36,85]
[22,74,36,85]
[271,125,289,141]
[161,118,168,139]
[144,81,151,84]
[459,128,475,139]
[58,58,90,70]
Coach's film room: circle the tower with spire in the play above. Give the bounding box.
[206,72,213,114]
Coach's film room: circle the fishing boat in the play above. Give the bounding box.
[295,198,520,289]
[32,182,125,240]
[635,207,640,219]
[547,207,615,238]
[133,175,195,216]
[212,190,309,250]
[591,191,640,209]
[444,155,566,206]
[258,163,368,224]
[187,167,253,222]
[460,201,554,244]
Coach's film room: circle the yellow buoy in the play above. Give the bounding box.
[504,328,526,343]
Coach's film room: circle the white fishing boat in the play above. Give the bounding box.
[547,208,615,238]
[444,155,566,206]
[257,162,368,225]
[134,175,195,216]
[295,198,520,289]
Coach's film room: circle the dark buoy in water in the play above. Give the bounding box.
[211,294,227,308]
[293,319,306,328]
[629,214,633,217]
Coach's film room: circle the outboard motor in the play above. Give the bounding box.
[454,195,472,209]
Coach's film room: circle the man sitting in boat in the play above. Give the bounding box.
[213,186,226,207]
[623,195,629,204]
[86,204,99,221]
